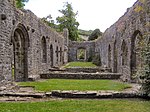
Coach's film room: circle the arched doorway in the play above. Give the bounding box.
[50,44,53,67]
[41,37,47,63]
[11,24,29,82]
[113,40,118,73]
[130,30,143,77]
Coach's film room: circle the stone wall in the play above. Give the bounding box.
[0,0,68,81]
[0,0,150,82]
[68,41,95,62]
[68,0,150,82]
[40,72,122,80]
[65,67,111,73]
[95,0,150,82]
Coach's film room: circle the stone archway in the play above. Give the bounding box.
[50,44,54,67]
[11,24,29,82]
[113,40,118,73]
[130,30,143,77]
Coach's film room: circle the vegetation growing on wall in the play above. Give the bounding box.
[139,42,150,97]
[15,0,29,8]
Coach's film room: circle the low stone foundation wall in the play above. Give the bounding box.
[65,67,111,73]
[40,72,122,79]
[51,90,139,99]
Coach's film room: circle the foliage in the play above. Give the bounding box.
[15,0,29,8]
[78,29,93,36]
[56,2,79,41]
[139,42,150,97]
[63,62,97,68]
[134,5,143,12]
[88,29,102,41]
[77,49,85,60]
[92,53,101,66]
[0,99,150,112]
[41,15,57,29]
[77,35,85,41]
[18,79,131,92]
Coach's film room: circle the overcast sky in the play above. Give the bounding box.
[25,0,137,32]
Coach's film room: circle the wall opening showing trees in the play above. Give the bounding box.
[77,48,86,61]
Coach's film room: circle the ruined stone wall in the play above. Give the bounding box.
[68,41,95,62]
[0,0,68,81]
[0,0,150,82]
[95,0,150,81]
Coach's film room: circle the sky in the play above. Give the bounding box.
[25,0,137,32]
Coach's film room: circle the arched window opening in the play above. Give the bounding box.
[11,24,29,82]
[60,47,62,62]
[113,40,118,73]
[50,44,53,67]
[41,37,47,63]
[130,30,143,77]
[121,40,128,66]
[56,46,59,64]
[108,44,111,68]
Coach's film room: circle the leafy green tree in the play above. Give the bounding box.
[88,29,102,41]
[15,0,29,8]
[140,42,150,97]
[41,14,57,29]
[56,2,79,41]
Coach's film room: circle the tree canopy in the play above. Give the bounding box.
[88,29,102,41]
[139,42,150,97]
[41,14,56,29]
[15,0,29,8]
[56,2,79,41]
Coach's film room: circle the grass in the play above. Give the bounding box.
[0,99,150,112]
[63,62,97,68]
[18,79,131,92]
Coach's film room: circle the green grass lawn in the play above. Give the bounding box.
[63,62,97,68]
[18,79,131,92]
[0,99,150,112]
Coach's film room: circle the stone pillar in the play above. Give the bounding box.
[63,28,69,47]
[63,28,69,64]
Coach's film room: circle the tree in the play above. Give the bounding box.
[139,42,150,98]
[41,14,57,29]
[56,2,79,41]
[15,0,29,8]
[88,29,102,41]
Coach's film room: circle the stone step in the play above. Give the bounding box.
[0,92,45,98]
[50,90,140,99]
[40,72,122,79]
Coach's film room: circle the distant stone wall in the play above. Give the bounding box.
[68,41,95,62]
[0,0,68,81]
